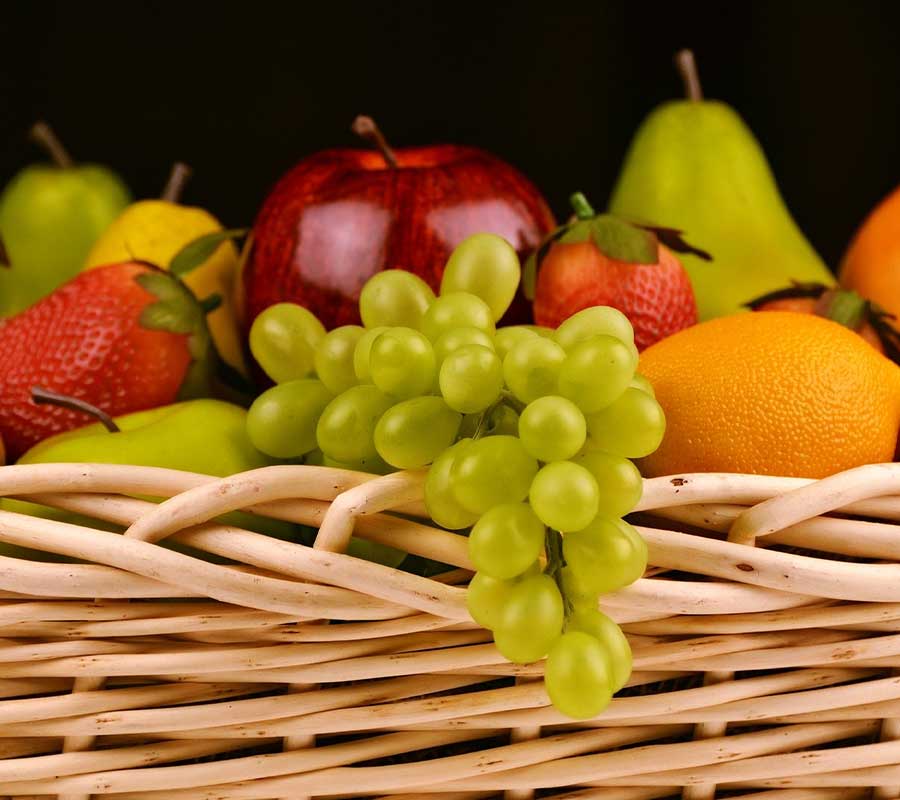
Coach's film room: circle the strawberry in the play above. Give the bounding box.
[527,193,710,351]
[0,261,213,459]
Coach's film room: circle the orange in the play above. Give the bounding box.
[639,311,900,478]
[840,185,900,318]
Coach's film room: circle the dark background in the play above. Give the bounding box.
[2,1,899,268]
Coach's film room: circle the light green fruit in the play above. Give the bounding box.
[0,135,131,315]
[441,233,521,321]
[608,51,834,320]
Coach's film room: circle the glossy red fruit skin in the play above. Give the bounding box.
[241,145,555,331]
[0,263,191,459]
[533,241,698,351]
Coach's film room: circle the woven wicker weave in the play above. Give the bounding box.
[1,460,900,799]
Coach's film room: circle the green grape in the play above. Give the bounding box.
[586,388,666,458]
[369,327,436,398]
[572,450,643,518]
[315,325,365,394]
[494,573,564,663]
[316,385,394,463]
[558,335,636,414]
[451,435,538,514]
[353,326,389,383]
[441,233,521,321]
[434,327,495,367]
[439,344,503,413]
[347,536,406,568]
[555,306,635,354]
[518,396,586,462]
[421,292,495,342]
[524,325,557,339]
[468,503,545,580]
[567,608,632,691]
[560,565,600,613]
[529,461,599,532]
[425,440,479,530]
[459,404,519,439]
[246,379,334,459]
[563,517,648,595]
[323,453,393,474]
[544,631,613,719]
[374,396,461,469]
[467,571,516,630]
[249,303,326,384]
[503,337,567,404]
[359,269,435,329]
[494,326,538,359]
[630,373,655,397]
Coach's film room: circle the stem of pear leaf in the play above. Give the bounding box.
[31,386,120,433]
[675,49,704,102]
[351,115,398,168]
[29,121,74,168]
[161,162,193,203]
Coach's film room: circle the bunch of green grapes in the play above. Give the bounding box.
[244,232,666,720]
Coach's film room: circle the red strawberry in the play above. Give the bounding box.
[0,262,212,459]
[527,193,710,351]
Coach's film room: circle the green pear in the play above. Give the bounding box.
[1,397,294,560]
[608,50,835,321]
[0,122,131,315]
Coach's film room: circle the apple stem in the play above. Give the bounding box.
[31,386,120,433]
[161,162,193,203]
[675,49,704,101]
[29,121,74,168]
[569,192,596,220]
[351,115,398,168]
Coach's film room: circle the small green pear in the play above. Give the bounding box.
[1,395,293,559]
[608,50,835,321]
[0,122,131,315]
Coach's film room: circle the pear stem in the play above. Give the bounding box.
[351,115,398,168]
[29,121,74,168]
[675,49,704,102]
[569,192,596,220]
[31,386,120,433]
[161,162,193,203]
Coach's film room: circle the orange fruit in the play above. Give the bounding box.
[840,186,900,318]
[639,311,900,478]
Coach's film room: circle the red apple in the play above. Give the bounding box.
[240,117,555,331]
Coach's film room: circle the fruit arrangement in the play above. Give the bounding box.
[6,46,900,735]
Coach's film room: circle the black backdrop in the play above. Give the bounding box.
[2,0,900,268]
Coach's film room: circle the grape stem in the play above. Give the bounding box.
[545,528,573,614]
[500,391,527,415]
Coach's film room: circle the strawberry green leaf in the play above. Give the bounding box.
[558,220,595,245]
[170,228,248,277]
[591,216,658,264]
[634,224,713,261]
[136,272,197,334]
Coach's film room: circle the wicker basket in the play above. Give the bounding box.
[2,461,900,799]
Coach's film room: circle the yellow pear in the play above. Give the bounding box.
[84,163,246,373]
